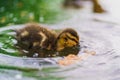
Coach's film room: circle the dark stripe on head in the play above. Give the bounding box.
[63,28,79,39]
[66,33,78,43]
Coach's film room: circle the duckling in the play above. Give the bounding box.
[56,28,79,51]
[16,23,57,51]
[63,0,105,13]
[15,23,80,57]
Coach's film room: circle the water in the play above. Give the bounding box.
[0,15,120,80]
[1,0,120,80]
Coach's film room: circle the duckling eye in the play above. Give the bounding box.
[64,37,68,41]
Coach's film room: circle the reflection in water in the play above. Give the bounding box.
[16,43,80,58]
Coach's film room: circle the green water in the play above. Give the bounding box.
[0,64,64,80]
[0,29,21,56]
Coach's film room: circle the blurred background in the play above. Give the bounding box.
[0,0,120,27]
[0,0,65,27]
[1,1,120,80]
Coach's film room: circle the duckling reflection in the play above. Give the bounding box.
[19,45,80,57]
[21,48,56,58]
[57,45,80,56]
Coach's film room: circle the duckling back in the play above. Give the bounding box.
[16,23,57,51]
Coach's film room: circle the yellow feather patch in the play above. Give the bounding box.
[33,42,39,46]
[38,32,47,47]
[66,39,77,47]
[21,31,29,37]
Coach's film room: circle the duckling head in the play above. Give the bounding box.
[56,28,79,51]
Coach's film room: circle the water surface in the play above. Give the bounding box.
[0,16,120,80]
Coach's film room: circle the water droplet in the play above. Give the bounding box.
[12,39,17,44]
[33,53,39,57]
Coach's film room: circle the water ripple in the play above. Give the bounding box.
[0,20,120,80]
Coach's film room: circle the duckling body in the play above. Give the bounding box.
[16,23,57,51]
